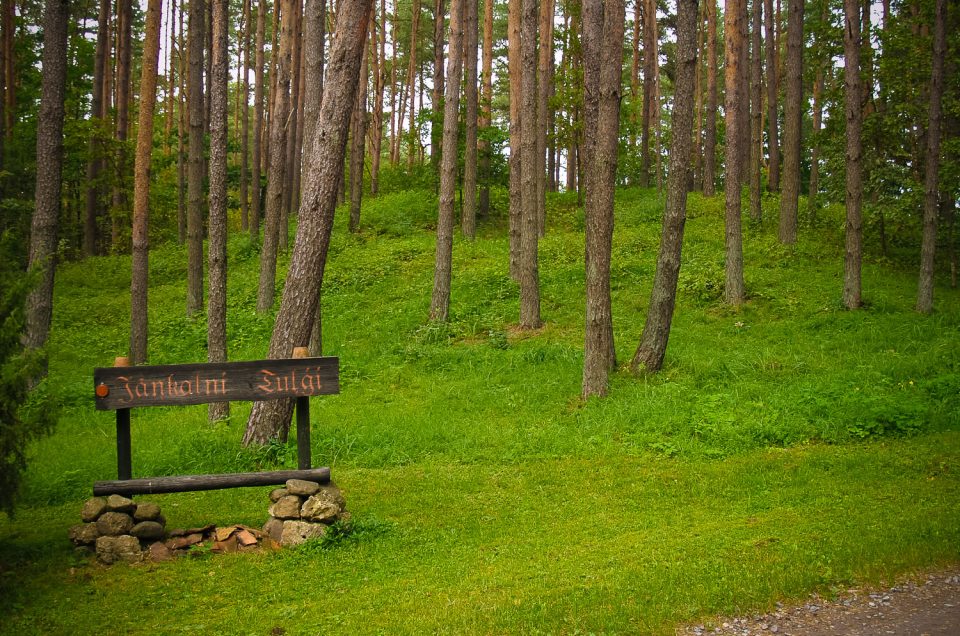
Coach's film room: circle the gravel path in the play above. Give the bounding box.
[678,568,960,636]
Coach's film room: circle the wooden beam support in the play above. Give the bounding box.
[93,467,331,496]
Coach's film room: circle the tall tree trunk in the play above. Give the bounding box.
[430,0,445,180]
[763,0,778,191]
[507,0,521,278]
[187,0,206,316]
[177,0,187,243]
[112,0,133,251]
[167,0,178,154]
[518,0,541,328]
[257,0,294,313]
[581,0,624,397]
[842,0,862,310]
[241,0,252,230]
[243,0,373,446]
[370,0,385,195]
[348,20,370,233]
[916,0,946,313]
[304,0,326,356]
[281,0,303,250]
[534,0,553,236]
[748,0,762,222]
[692,0,705,191]
[703,0,717,196]
[630,0,639,159]
[130,0,164,365]
[24,0,69,358]
[84,0,111,257]
[2,0,15,143]
[429,0,464,321]
[478,0,492,216]
[640,0,656,188]
[208,0,229,419]
[462,0,478,238]
[777,0,802,244]
[724,0,746,306]
[809,66,823,215]
[251,0,267,240]
[632,0,698,373]
[406,0,421,168]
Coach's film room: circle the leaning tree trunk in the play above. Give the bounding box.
[778,0,802,244]
[130,0,164,365]
[24,0,69,360]
[581,0,624,397]
[429,0,464,322]
[842,0,863,310]
[631,0,698,374]
[916,0,946,314]
[208,0,230,419]
[243,0,373,446]
[187,0,206,316]
[723,0,746,306]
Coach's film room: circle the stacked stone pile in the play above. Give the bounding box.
[263,479,349,546]
[69,495,167,564]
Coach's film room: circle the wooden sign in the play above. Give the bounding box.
[94,357,339,410]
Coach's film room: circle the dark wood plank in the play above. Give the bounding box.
[93,467,331,496]
[94,357,339,410]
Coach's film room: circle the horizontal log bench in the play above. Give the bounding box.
[93,347,339,497]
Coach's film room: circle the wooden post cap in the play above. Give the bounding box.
[114,356,130,367]
[292,347,309,359]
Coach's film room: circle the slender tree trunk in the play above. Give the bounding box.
[692,0,705,191]
[24,0,69,358]
[205,0,213,137]
[406,0,421,168]
[916,0,946,313]
[581,0,624,397]
[84,0,111,257]
[749,0,762,223]
[304,0,326,356]
[462,0,479,238]
[777,0,802,243]
[2,0,15,142]
[630,0,639,158]
[177,0,187,243]
[370,0,385,195]
[632,0,698,373]
[763,0,778,192]
[251,0,267,241]
[258,0,294,313]
[809,66,823,215]
[430,0,445,180]
[534,0,553,236]
[519,0,541,328]
[703,0,717,196]
[348,19,370,233]
[241,0,252,230]
[243,0,372,445]
[842,0,862,310]
[724,0,746,306]
[208,0,229,419]
[508,0,521,279]
[478,0,492,216]
[187,0,206,315]
[281,0,303,250]
[640,0,656,188]
[430,0,464,321]
[112,0,133,251]
[129,0,164,364]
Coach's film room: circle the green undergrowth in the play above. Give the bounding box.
[2,186,959,633]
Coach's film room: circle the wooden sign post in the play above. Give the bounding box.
[92,351,339,496]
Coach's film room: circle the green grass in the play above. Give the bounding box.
[2,186,959,634]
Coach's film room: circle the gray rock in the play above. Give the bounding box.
[96,535,142,565]
[133,502,162,521]
[96,511,134,536]
[280,520,327,546]
[131,521,165,541]
[147,541,174,562]
[285,479,321,497]
[269,488,289,502]
[268,495,303,520]
[300,495,340,523]
[69,522,100,545]
[81,497,108,522]
[263,517,284,542]
[105,494,136,513]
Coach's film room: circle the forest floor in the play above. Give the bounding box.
[678,567,960,635]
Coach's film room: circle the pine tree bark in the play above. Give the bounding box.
[842,0,862,310]
[430,0,445,180]
[177,0,187,244]
[809,67,823,212]
[251,0,267,240]
[130,0,164,365]
[243,0,373,445]
[406,0,421,168]
[430,0,464,322]
[257,0,294,313]
[112,0,133,251]
[84,0,111,257]
[187,0,206,316]
[703,0,717,196]
[348,21,370,233]
[370,0,385,195]
[916,0,946,313]
[724,0,746,306]
[508,0,522,279]
[632,0,698,374]
[748,0,762,223]
[763,0,778,192]
[241,0,252,230]
[640,0,657,188]
[24,0,69,358]
[581,0,624,397]
[281,0,303,250]
[534,0,553,236]
[304,0,326,356]
[1,0,14,143]
[777,0,802,244]
[478,0,493,216]
[518,0,541,328]
[205,0,230,419]
[462,0,479,239]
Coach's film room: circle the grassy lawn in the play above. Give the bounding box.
[2,187,958,634]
